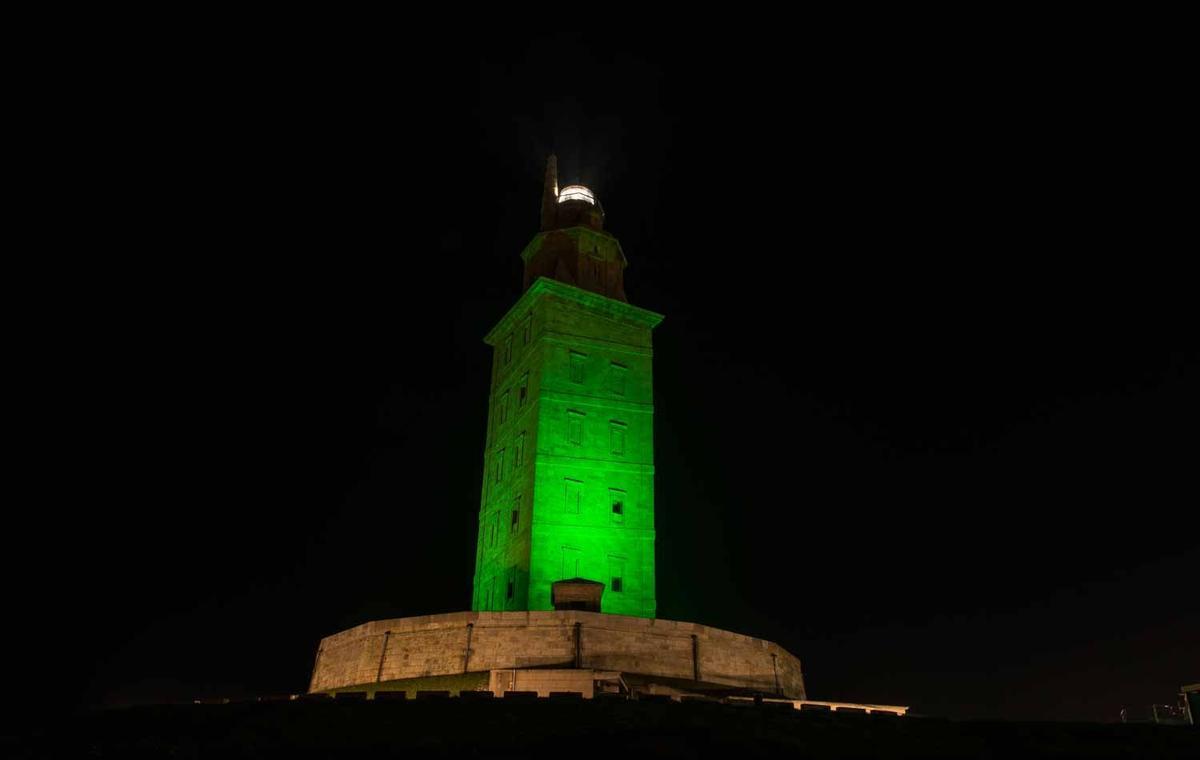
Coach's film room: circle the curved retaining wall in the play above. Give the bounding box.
[309,610,805,698]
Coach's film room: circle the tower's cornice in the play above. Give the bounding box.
[484,277,664,346]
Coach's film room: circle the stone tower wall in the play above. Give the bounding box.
[474,277,663,617]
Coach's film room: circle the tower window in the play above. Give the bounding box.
[504,334,514,365]
[569,350,586,384]
[609,362,627,396]
[494,449,505,483]
[518,373,528,405]
[608,556,626,594]
[567,410,584,446]
[515,432,525,468]
[610,488,626,525]
[522,315,532,345]
[609,421,626,456]
[499,391,509,424]
[562,546,583,578]
[506,580,514,600]
[511,508,520,532]
[564,478,582,514]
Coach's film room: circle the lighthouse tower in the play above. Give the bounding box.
[472,156,663,618]
[307,157,807,704]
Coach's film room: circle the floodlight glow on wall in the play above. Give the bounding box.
[558,185,595,205]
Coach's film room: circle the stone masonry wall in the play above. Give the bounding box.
[310,611,805,698]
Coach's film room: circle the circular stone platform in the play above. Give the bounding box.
[309,610,805,698]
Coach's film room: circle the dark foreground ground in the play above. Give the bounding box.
[4,698,1196,759]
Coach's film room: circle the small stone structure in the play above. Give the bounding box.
[309,610,805,699]
[552,578,604,611]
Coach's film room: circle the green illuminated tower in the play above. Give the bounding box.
[472,156,663,618]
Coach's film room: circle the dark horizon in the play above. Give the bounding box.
[13,27,1196,725]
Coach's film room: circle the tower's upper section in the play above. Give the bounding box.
[540,155,604,233]
[524,155,628,302]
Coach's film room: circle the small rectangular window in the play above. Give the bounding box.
[567,410,584,446]
[609,488,626,525]
[514,432,525,468]
[499,390,509,424]
[608,556,626,594]
[522,315,532,345]
[609,362,627,396]
[610,421,626,456]
[518,372,529,405]
[495,449,505,483]
[562,546,582,578]
[564,478,582,514]
[506,579,514,600]
[504,334,514,364]
[569,350,586,384]
[511,508,520,532]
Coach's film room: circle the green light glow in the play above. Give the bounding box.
[472,276,663,618]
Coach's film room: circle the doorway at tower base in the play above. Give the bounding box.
[309,610,805,699]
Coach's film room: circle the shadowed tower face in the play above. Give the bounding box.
[472,156,664,618]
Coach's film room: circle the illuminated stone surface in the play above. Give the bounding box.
[472,277,662,618]
[308,611,805,698]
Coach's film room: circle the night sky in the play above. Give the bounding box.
[19,26,1195,724]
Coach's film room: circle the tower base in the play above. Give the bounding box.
[308,610,805,699]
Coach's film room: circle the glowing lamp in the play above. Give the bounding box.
[557,185,595,205]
